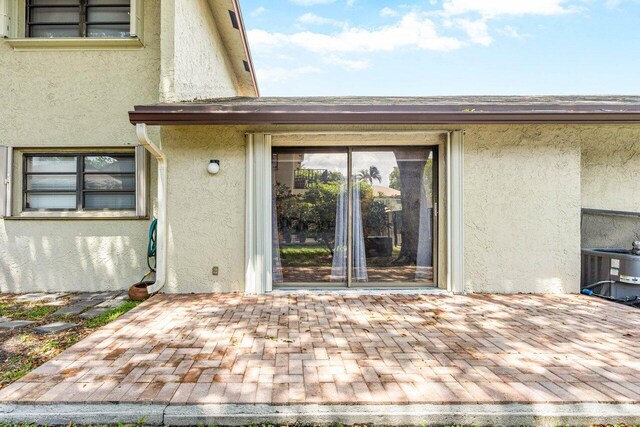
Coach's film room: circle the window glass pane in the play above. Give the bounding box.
[84,155,134,173]
[87,6,129,23]
[31,7,80,23]
[87,24,130,37]
[88,0,129,4]
[27,156,77,173]
[86,0,130,37]
[30,25,79,37]
[84,193,135,209]
[272,149,349,285]
[27,175,76,191]
[351,148,435,284]
[26,193,76,209]
[84,174,135,191]
[30,0,80,4]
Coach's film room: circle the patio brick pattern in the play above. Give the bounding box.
[1,293,640,405]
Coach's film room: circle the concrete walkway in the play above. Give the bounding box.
[1,293,639,424]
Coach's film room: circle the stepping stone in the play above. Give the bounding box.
[113,292,129,301]
[79,307,110,319]
[0,320,35,330]
[70,292,106,302]
[14,293,69,303]
[32,322,78,334]
[94,299,126,309]
[54,300,101,316]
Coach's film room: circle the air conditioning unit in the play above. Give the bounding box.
[582,246,640,299]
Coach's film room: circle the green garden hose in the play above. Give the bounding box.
[140,218,157,282]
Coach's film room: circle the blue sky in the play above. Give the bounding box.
[240,0,640,96]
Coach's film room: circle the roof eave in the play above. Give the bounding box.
[128,111,640,126]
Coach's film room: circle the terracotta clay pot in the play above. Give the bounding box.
[128,281,154,301]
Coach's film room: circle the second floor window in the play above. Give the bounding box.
[27,0,131,38]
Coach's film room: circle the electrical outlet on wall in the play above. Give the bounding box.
[212,266,219,276]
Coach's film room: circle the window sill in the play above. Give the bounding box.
[4,37,144,51]
[5,211,148,220]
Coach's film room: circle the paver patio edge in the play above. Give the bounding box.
[2,403,640,426]
[0,403,166,425]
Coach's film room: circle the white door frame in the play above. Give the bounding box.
[244,131,464,294]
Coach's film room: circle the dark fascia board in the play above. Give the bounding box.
[129,103,640,125]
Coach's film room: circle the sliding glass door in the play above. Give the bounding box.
[272,146,437,287]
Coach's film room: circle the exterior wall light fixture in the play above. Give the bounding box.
[207,160,220,175]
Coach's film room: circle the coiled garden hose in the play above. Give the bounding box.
[140,218,157,282]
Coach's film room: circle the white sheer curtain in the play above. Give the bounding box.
[330,179,348,282]
[272,188,283,284]
[330,177,368,283]
[415,181,433,280]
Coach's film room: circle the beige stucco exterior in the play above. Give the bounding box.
[464,125,582,294]
[581,125,640,249]
[0,0,255,293]
[160,0,254,101]
[1,3,638,295]
[151,124,640,295]
[0,1,161,293]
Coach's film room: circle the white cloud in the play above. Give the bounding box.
[256,65,322,83]
[442,0,572,18]
[298,13,344,27]
[248,12,463,54]
[456,19,492,45]
[323,55,370,70]
[250,6,266,17]
[380,7,399,17]
[290,0,336,5]
[499,25,528,39]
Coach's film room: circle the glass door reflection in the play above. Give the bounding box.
[272,146,437,287]
[351,148,436,285]
[272,148,348,286]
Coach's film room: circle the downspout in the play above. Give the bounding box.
[136,123,167,294]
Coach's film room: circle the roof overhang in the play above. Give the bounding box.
[208,0,259,97]
[129,96,640,126]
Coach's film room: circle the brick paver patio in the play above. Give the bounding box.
[1,293,639,405]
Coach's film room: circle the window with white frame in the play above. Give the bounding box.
[23,152,139,211]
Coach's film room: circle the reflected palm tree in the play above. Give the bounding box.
[357,166,382,184]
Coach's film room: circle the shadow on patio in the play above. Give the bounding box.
[1,293,639,406]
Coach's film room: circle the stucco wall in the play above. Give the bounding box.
[160,0,239,102]
[464,126,582,294]
[581,126,640,249]
[158,124,589,295]
[160,126,247,293]
[0,2,161,293]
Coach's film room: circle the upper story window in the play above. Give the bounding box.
[26,0,131,38]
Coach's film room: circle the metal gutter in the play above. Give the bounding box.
[129,110,640,125]
[129,101,640,125]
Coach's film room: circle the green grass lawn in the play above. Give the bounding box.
[280,246,333,266]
